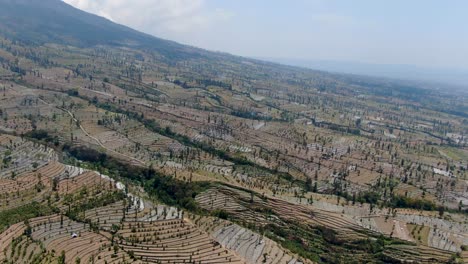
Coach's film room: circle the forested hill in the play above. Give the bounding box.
[0,0,213,60]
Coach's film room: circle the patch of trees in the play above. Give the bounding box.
[24,129,59,146]
[66,191,125,223]
[0,202,56,232]
[211,209,229,220]
[196,79,232,90]
[146,175,210,211]
[173,79,190,89]
[389,195,436,211]
[358,191,380,205]
[66,89,79,96]
[230,109,273,121]
[25,129,52,141]
[173,79,232,90]
[63,145,210,212]
[318,121,361,135]
[9,64,26,75]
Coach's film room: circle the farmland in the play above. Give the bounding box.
[0,0,467,263]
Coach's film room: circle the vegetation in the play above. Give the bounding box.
[390,195,437,211]
[64,145,211,212]
[0,0,466,263]
[0,202,55,232]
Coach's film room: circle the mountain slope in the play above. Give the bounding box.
[0,0,207,60]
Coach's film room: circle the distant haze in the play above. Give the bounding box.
[63,0,468,85]
[261,58,468,88]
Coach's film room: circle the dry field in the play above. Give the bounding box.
[0,135,310,264]
[0,32,466,263]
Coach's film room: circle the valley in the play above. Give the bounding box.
[0,0,467,263]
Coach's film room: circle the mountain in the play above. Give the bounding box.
[262,57,468,89]
[0,0,463,98]
[2,0,467,92]
[0,0,209,60]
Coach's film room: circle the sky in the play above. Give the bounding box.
[62,0,468,71]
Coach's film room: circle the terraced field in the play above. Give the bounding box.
[196,185,456,263]
[0,1,467,262]
[0,136,308,264]
[190,214,310,264]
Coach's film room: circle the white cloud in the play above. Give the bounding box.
[63,0,233,35]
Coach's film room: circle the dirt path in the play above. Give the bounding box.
[38,98,146,166]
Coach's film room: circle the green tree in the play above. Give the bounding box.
[58,250,66,264]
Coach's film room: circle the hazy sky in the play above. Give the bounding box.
[63,0,468,70]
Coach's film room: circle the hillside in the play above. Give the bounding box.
[0,0,215,61]
[0,0,467,263]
